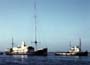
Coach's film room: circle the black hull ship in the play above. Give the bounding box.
[5,49,47,56]
[5,0,48,56]
[55,39,88,56]
[5,41,47,56]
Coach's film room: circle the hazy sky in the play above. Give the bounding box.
[0,0,90,52]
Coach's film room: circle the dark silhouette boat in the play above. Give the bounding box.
[55,39,88,56]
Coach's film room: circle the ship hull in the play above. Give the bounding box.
[75,52,88,56]
[55,51,88,56]
[5,48,47,56]
[34,48,47,56]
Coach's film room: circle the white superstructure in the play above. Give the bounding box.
[68,46,80,53]
[12,41,28,53]
[6,41,34,54]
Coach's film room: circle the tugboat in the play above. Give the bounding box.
[55,39,88,56]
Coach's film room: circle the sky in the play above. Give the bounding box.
[0,0,90,52]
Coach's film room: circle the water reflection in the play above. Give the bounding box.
[12,55,28,64]
[0,55,90,65]
[12,55,28,59]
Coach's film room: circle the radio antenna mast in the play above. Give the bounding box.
[33,0,39,51]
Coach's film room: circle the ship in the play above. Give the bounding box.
[5,0,48,56]
[5,41,47,56]
[55,39,88,56]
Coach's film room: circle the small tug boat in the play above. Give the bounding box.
[55,39,88,56]
[55,46,88,56]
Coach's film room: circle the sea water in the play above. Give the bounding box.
[0,53,90,65]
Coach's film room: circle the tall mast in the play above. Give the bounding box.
[34,0,38,51]
[69,41,71,49]
[34,0,37,41]
[79,38,81,52]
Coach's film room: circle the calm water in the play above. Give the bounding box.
[0,53,90,65]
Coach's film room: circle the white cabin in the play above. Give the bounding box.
[6,41,34,54]
[68,46,80,53]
